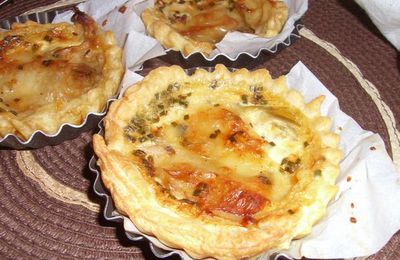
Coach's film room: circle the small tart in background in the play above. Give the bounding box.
[0,10,123,141]
[93,65,342,259]
[142,0,288,56]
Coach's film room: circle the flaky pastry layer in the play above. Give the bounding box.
[0,11,123,140]
[93,65,342,259]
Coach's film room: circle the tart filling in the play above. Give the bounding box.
[93,65,342,259]
[142,0,288,56]
[0,11,123,140]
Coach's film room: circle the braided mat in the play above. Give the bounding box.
[0,0,399,259]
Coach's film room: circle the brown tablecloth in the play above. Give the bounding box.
[0,0,399,259]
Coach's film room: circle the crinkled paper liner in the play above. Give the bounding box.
[159,24,302,65]
[163,23,303,62]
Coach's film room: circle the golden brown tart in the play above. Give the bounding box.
[142,0,288,56]
[0,11,123,140]
[93,65,342,259]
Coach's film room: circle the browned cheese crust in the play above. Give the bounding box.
[142,0,288,56]
[93,65,342,259]
[0,11,123,140]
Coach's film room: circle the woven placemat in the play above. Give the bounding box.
[0,0,399,259]
[0,0,59,18]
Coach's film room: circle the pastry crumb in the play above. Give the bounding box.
[118,5,127,14]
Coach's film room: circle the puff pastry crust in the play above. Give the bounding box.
[0,11,123,140]
[93,65,342,259]
[142,0,288,56]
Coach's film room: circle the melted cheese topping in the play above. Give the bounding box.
[157,0,287,43]
[124,77,322,224]
[0,22,102,116]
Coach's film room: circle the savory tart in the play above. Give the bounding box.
[0,10,123,140]
[93,65,342,259]
[142,0,288,56]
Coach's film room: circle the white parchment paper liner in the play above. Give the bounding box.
[90,62,400,259]
[354,0,400,50]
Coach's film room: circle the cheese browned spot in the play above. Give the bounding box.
[161,163,268,217]
[182,107,266,157]
[200,179,267,216]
